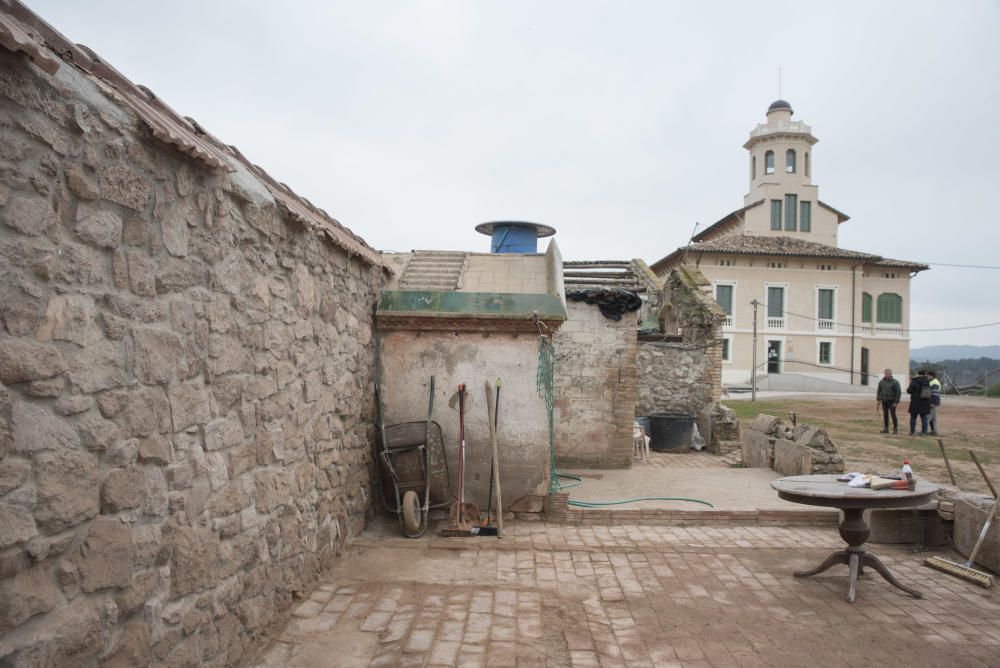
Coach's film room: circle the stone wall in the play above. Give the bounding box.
[636,268,724,444]
[0,44,379,667]
[553,300,638,468]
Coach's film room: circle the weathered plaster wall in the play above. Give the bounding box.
[377,331,550,509]
[552,301,638,468]
[0,48,379,666]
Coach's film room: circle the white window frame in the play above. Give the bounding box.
[721,334,733,363]
[815,284,838,333]
[817,339,835,366]
[764,282,788,330]
[713,280,736,328]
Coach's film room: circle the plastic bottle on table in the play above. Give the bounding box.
[902,460,915,491]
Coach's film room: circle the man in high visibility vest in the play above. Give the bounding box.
[927,370,942,436]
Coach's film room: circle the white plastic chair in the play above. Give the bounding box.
[633,422,650,463]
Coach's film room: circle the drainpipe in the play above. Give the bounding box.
[850,263,860,384]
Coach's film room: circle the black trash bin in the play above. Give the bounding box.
[647,412,695,452]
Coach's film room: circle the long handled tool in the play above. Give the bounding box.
[925,459,998,588]
[485,380,503,538]
[440,384,481,537]
[937,439,958,486]
[485,379,500,527]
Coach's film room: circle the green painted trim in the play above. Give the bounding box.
[378,290,567,320]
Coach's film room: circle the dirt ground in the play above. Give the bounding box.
[727,394,1000,495]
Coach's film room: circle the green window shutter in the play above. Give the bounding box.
[770,200,782,230]
[722,339,730,361]
[767,287,784,318]
[818,289,834,320]
[862,292,872,322]
[876,293,902,324]
[715,285,733,315]
[784,194,797,231]
[819,342,831,364]
[765,151,774,174]
[800,201,811,232]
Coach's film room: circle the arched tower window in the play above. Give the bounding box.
[764,150,774,175]
[804,152,810,178]
[786,149,796,173]
[752,155,756,179]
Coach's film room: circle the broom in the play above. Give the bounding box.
[925,491,999,588]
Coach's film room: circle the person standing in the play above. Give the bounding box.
[876,368,901,434]
[906,370,932,436]
[927,370,942,435]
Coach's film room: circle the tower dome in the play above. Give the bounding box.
[767,99,793,114]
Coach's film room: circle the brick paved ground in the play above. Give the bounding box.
[253,521,1000,668]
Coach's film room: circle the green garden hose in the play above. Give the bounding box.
[568,496,714,508]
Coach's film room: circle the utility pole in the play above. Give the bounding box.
[751,299,759,402]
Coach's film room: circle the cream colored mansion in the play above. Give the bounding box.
[651,100,927,390]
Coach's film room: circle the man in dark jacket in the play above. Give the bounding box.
[906,370,932,436]
[876,368,901,434]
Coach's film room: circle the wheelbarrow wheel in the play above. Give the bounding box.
[402,491,421,535]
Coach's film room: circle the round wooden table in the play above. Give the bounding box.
[771,474,938,603]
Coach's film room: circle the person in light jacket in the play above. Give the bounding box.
[927,370,942,435]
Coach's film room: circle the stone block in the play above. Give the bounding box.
[34,449,100,533]
[773,438,812,476]
[126,249,157,296]
[953,495,1000,575]
[0,456,30,496]
[0,564,60,633]
[170,525,220,596]
[102,465,147,512]
[748,414,784,435]
[2,596,103,666]
[0,338,66,384]
[36,294,95,347]
[740,428,774,469]
[0,500,37,549]
[132,328,183,385]
[11,399,81,454]
[167,382,210,431]
[102,618,151,668]
[74,202,122,248]
[99,163,151,211]
[1,194,56,236]
[204,418,244,451]
[65,338,127,393]
[74,516,133,591]
[138,433,172,465]
[76,410,120,451]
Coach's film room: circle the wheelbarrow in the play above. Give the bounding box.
[374,376,451,538]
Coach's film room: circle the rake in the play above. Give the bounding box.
[925,490,999,588]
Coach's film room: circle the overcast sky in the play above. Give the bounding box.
[30,0,1000,348]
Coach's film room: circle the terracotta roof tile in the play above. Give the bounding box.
[688,234,878,259]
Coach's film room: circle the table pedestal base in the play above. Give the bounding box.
[793,508,923,603]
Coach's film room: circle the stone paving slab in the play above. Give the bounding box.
[252,521,1000,668]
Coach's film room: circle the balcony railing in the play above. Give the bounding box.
[723,315,733,328]
[766,317,785,329]
[817,319,835,332]
[859,323,903,337]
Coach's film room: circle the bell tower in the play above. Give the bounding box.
[744,100,818,205]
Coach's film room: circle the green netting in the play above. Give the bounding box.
[537,335,582,494]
